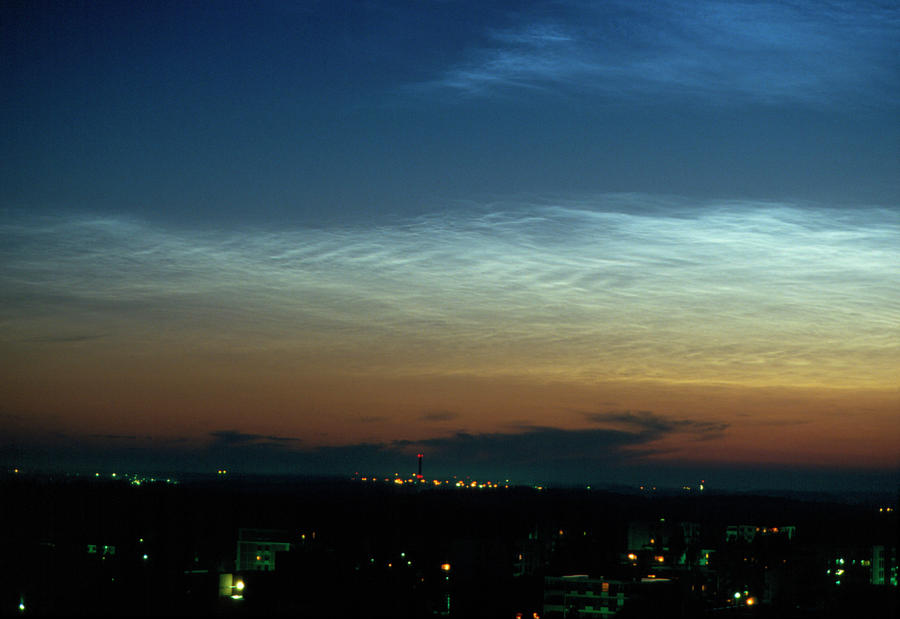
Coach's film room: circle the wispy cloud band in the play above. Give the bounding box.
[1,195,897,388]
[419,1,900,105]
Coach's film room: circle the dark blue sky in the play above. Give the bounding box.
[2,1,898,490]
[3,1,898,226]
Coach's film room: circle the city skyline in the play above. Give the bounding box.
[2,1,898,492]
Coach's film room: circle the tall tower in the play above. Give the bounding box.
[417,453,423,479]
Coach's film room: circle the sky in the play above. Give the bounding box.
[2,1,898,492]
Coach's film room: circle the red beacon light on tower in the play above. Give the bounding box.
[416,453,424,479]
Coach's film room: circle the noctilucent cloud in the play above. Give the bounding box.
[2,1,898,490]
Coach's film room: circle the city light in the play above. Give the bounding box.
[230,579,245,600]
[6,468,895,614]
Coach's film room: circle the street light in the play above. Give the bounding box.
[231,580,245,600]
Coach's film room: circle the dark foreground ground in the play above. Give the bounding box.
[0,473,896,617]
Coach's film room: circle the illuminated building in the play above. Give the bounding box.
[626,521,669,553]
[725,525,756,544]
[871,545,889,586]
[725,524,795,544]
[544,576,627,618]
[236,528,292,572]
[218,573,245,599]
[86,544,116,557]
[543,575,674,618]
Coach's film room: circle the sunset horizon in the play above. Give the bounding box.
[2,1,898,494]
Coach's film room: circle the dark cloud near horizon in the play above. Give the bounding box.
[420,410,460,422]
[397,426,656,460]
[4,419,721,478]
[582,410,729,441]
[21,334,107,344]
[208,430,303,446]
[183,426,665,480]
[2,426,897,493]
[388,425,671,482]
[1,423,675,478]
